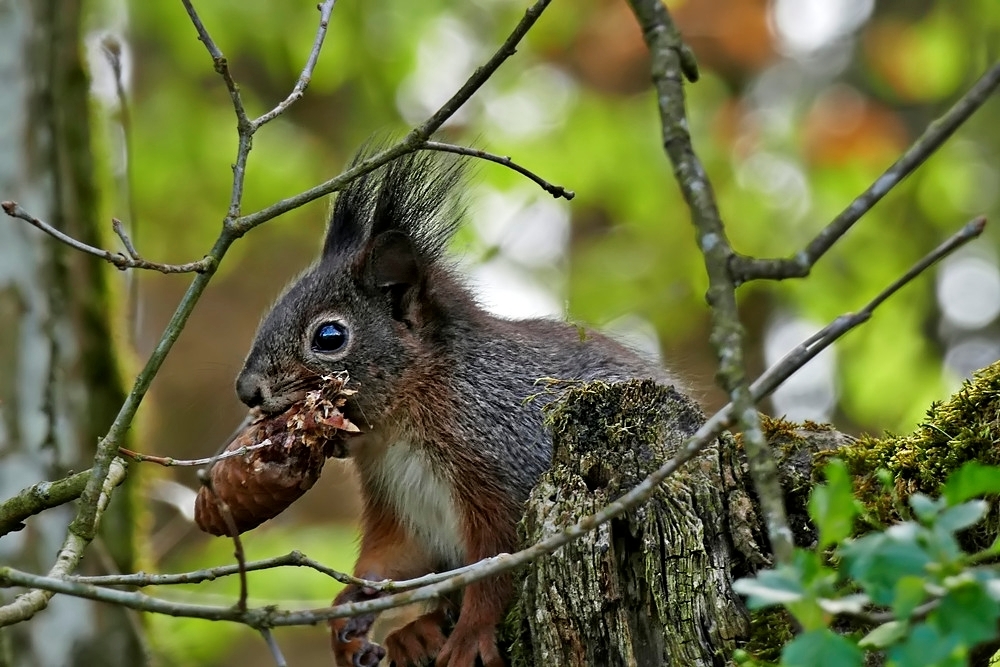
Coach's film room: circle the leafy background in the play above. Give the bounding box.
[79,0,1000,663]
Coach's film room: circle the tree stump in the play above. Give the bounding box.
[503,362,1000,665]
[509,381,751,667]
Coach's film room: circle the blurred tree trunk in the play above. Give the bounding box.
[0,1,143,665]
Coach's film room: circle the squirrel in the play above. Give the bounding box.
[235,145,673,667]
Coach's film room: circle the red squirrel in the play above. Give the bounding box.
[235,146,671,666]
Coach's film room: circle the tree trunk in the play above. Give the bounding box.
[506,382,750,666]
[506,362,1000,666]
[0,1,142,665]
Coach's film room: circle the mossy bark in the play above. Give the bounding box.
[508,381,749,667]
[506,362,1000,666]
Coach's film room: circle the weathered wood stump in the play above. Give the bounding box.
[502,360,1000,666]
[508,381,750,667]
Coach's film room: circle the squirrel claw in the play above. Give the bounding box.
[338,613,375,643]
[353,640,386,667]
[332,634,385,667]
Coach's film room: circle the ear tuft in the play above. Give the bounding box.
[322,142,466,262]
[369,231,420,288]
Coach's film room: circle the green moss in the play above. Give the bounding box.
[838,360,1000,534]
[843,361,1000,482]
[742,607,794,664]
[498,592,528,667]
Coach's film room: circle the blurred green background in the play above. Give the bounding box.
[79,0,1000,663]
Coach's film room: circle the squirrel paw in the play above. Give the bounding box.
[330,581,381,645]
[333,613,377,644]
[434,625,503,667]
[384,610,448,666]
[331,635,386,667]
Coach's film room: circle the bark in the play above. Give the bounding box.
[505,360,1000,666]
[0,1,142,665]
[506,381,750,667]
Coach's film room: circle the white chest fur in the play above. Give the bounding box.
[365,440,465,569]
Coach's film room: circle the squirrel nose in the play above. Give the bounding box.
[236,372,268,408]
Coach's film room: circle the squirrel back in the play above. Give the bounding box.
[235,145,673,667]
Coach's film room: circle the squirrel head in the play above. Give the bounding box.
[235,147,467,427]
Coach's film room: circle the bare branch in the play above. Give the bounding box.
[421,141,574,200]
[70,551,345,587]
[111,218,140,259]
[1,201,212,274]
[0,463,127,537]
[252,0,337,128]
[730,60,1000,284]
[750,216,987,400]
[117,439,274,467]
[68,549,509,593]
[178,0,250,132]
[260,628,288,667]
[0,459,127,626]
[197,480,250,611]
[625,0,795,563]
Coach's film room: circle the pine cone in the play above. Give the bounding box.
[193,376,359,536]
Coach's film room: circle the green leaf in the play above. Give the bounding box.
[892,575,928,620]
[931,580,1000,647]
[859,620,908,649]
[781,629,863,667]
[909,493,943,522]
[935,500,987,533]
[839,523,932,605]
[733,568,805,609]
[809,459,858,548]
[818,593,869,616]
[888,623,961,667]
[942,463,1000,505]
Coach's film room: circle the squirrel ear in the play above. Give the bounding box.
[368,231,420,288]
[366,231,425,324]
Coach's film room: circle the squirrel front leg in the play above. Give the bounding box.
[331,499,434,667]
[435,575,508,667]
[435,495,517,667]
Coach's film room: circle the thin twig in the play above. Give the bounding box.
[101,36,143,343]
[69,549,508,593]
[421,141,574,200]
[178,0,250,132]
[626,0,795,563]
[252,0,337,128]
[117,439,273,467]
[198,480,250,612]
[1,201,212,274]
[730,60,1000,284]
[69,552,346,587]
[111,219,140,259]
[178,0,253,218]
[260,628,288,667]
[750,216,987,400]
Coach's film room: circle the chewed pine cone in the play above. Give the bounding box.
[193,375,359,536]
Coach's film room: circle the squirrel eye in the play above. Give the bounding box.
[311,321,349,353]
